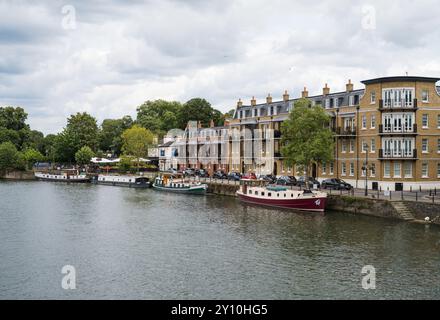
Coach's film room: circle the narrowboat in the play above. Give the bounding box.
[152,174,208,194]
[34,170,90,183]
[91,175,151,188]
[236,184,327,212]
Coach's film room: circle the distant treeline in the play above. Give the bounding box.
[0,98,234,171]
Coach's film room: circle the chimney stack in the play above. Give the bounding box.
[237,98,243,108]
[283,90,289,102]
[346,79,353,92]
[251,96,257,106]
[266,94,272,104]
[323,83,330,96]
[301,87,309,98]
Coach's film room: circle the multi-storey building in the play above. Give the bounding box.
[229,76,440,191]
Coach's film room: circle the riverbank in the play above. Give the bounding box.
[203,181,440,226]
[0,170,35,180]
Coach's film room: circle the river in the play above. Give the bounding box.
[0,181,439,299]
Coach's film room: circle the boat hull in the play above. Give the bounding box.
[152,184,207,195]
[92,181,151,188]
[237,192,326,212]
[35,175,90,183]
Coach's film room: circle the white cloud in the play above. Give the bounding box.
[0,0,439,134]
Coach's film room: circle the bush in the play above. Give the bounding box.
[0,141,22,171]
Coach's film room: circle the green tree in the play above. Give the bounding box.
[0,141,21,171]
[22,130,45,153]
[75,146,95,166]
[98,116,133,155]
[121,125,154,169]
[178,98,224,128]
[136,100,182,135]
[118,155,133,172]
[0,127,21,147]
[281,98,334,185]
[225,109,236,118]
[22,148,45,170]
[0,107,28,131]
[54,112,99,162]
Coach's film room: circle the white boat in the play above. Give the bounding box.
[34,170,90,183]
[91,175,151,188]
[153,174,208,194]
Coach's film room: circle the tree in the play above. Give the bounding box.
[75,146,95,166]
[0,127,21,147]
[22,130,45,153]
[178,98,223,128]
[0,106,28,131]
[54,112,99,162]
[281,98,334,185]
[225,109,236,118]
[0,141,21,171]
[22,148,45,170]
[98,116,133,155]
[118,155,133,172]
[136,100,182,135]
[121,125,154,169]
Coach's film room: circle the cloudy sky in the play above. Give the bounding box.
[1,0,440,134]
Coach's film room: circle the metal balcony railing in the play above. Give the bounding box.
[379,148,417,159]
[335,126,356,136]
[379,123,417,134]
[379,99,418,110]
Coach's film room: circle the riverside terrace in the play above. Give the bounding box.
[164,76,440,192]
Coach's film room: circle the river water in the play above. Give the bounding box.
[0,181,439,299]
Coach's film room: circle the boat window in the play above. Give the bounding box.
[255,191,258,195]
[268,193,272,197]
[249,190,252,194]
[261,192,265,196]
[284,194,286,198]
[277,193,280,197]
[291,194,294,197]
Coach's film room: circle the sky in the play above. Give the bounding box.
[1,0,440,134]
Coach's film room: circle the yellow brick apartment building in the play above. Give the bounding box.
[229,76,440,191]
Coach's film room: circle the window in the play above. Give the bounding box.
[383,88,414,108]
[325,99,330,108]
[384,162,391,178]
[253,109,257,117]
[371,115,376,129]
[342,163,346,176]
[394,162,401,178]
[404,162,412,178]
[361,140,367,153]
[329,162,334,175]
[422,162,429,178]
[422,114,429,128]
[438,139,440,153]
[350,140,354,153]
[422,139,429,153]
[322,162,327,175]
[342,141,347,153]
[438,163,440,178]
[362,115,367,129]
[361,166,366,177]
[370,163,376,177]
[349,162,354,176]
[370,91,376,104]
[349,96,354,106]
[371,139,376,152]
[422,90,429,103]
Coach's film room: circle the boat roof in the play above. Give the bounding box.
[266,186,288,192]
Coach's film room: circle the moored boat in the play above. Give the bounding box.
[236,184,327,212]
[34,170,90,183]
[91,175,151,188]
[153,174,208,194]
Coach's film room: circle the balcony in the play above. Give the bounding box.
[335,126,357,137]
[378,124,417,135]
[379,99,418,112]
[378,149,417,160]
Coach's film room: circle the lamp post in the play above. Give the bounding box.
[362,143,369,196]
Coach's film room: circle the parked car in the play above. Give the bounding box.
[166,168,179,174]
[297,176,321,189]
[259,174,276,183]
[213,170,228,179]
[183,168,196,177]
[242,172,257,180]
[227,172,242,181]
[275,176,296,186]
[321,178,353,190]
[287,176,298,185]
[195,169,209,178]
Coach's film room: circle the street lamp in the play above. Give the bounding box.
[362,143,369,196]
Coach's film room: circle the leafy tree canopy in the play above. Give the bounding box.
[98,116,133,155]
[0,142,22,171]
[75,146,95,166]
[281,98,334,177]
[136,100,182,135]
[121,125,155,167]
[179,98,224,128]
